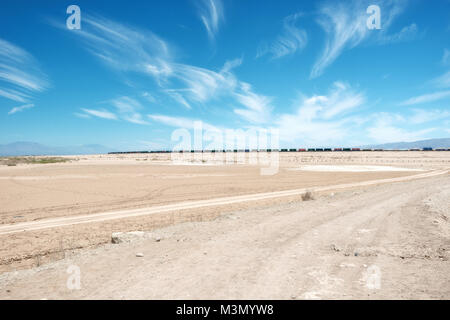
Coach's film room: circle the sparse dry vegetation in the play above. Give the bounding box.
[0,156,70,166]
[302,191,314,201]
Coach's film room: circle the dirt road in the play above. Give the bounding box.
[1,173,449,299]
[0,169,445,236]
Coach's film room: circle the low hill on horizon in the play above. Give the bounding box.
[0,142,115,156]
[361,138,450,150]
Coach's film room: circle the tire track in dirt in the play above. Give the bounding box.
[0,170,446,235]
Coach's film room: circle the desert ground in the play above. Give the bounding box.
[0,151,449,299]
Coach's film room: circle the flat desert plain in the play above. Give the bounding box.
[0,151,449,299]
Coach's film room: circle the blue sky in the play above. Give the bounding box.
[0,0,449,150]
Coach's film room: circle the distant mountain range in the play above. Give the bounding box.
[0,142,115,156]
[361,138,450,150]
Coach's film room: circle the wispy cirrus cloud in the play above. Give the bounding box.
[79,96,149,124]
[110,96,148,124]
[400,90,450,106]
[408,108,450,124]
[367,112,436,143]
[58,15,172,82]
[311,0,414,78]
[376,23,419,45]
[432,70,450,88]
[0,38,49,104]
[8,103,34,115]
[80,108,118,120]
[170,62,237,103]
[257,13,307,59]
[165,90,192,109]
[442,49,450,66]
[274,82,365,146]
[149,83,365,147]
[141,92,156,103]
[196,0,224,40]
[148,114,220,132]
[148,82,446,147]
[233,82,273,123]
[167,61,272,123]
[367,123,435,143]
[62,15,271,124]
[220,58,242,73]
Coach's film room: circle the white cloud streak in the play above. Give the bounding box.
[70,15,172,81]
[377,23,418,45]
[442,49,450,66]
[64,15,271,123]
[400,90,450,105]
[8,103,34,115]
[81,108,118,120]
[311,0,413,78]
[233,82,273,123]
[257,13,307,59]
[0,38,48,103]
[408,109,450,124]
[148,114,219,132]
[78,96,149,124]
[165,90,192,109]
[110,96,148,124]
[274,82,365,146]
[196,0,224,40]
[148,83,446,147]
[432,70,450,88]
[367,112,435,143]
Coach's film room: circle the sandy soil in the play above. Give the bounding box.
[0,173,448,299]
[292,165,425,172]
[0,152,448,299]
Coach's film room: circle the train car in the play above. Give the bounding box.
[307,148,315,152]
[333,148,343,151]
[351,148,361,151]
[343,148,351,151]
[422,147,433,151]
[298,148,306,152]
[289,148,297,152]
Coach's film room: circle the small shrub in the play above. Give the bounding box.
[302,191,314,201]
